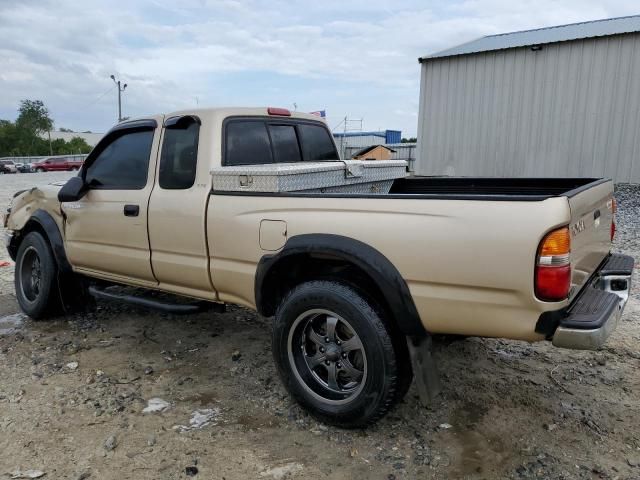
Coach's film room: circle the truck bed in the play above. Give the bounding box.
[388,177,606,200]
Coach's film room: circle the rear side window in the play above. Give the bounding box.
[269,125,302,163]
[159,117,200,189]
[85,130,154,189]
[226,121,272,166]
[298,124,337,160]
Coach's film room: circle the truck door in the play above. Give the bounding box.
[62,119,162,284]
[146,114,216,298]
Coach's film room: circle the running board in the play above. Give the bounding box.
[88,286,225,315]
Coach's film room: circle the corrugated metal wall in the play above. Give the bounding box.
[385,130,402,144]
[416,33,640,183]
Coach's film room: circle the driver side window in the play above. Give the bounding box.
[85,130,154,189]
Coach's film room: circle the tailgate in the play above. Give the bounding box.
[567,180,614,300]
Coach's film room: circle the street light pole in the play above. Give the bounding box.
[110,75,128,122]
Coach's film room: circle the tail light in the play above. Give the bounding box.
[535,227,571,302]
[610,197,616,241]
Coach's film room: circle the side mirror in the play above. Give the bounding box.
[58,176,87,202]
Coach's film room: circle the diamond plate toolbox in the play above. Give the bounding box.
[211,160,408,194]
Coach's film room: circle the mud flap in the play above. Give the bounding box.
[57,273,94,314]
[406,335,441,406]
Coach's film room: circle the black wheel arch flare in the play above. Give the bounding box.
[255,233,426,336]
[8,209,72,274]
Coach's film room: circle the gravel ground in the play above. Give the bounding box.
[0,173,638,479]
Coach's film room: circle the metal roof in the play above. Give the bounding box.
[333,131,387,138]
[421,14,640,61]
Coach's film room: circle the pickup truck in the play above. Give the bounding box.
[4,107,633,427]
[31,156,84,172]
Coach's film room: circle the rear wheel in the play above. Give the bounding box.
[36,167,45,173]
[15,232,61,319]
[272,280,407,428]
[70,166,79,171]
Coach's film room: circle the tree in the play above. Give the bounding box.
[66,136,92,154]
[0,120,20,156]
[0,100,93,157]
[59,127,74,132]
[16,100,53,135]
[401,137,417,143]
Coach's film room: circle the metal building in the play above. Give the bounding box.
[334,130,402,158]
[416,15,640,183]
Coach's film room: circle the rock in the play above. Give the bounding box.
[185,466,199,476]
[104,434,118,451]
[9,471,46,479]
[231,350,241,361]
[66,361,79,370]
[76,473,91,480]
[627,456,640,467]
[544,423,558,431]
[438,423,452,430]
[349,447,358,458]
[142,398,171,413]
[147,434,157,446]
[259,463,303,479]
[173,408,220,432]
[143,366,154,375]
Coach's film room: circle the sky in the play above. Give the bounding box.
[0,0,638,137]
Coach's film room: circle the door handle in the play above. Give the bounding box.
[124,204,140,217]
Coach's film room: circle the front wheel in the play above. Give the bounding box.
[272,280,407,428]
[15,231,61,319]
[35,168,45,173]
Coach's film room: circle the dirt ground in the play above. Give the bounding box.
[0,172,638,480]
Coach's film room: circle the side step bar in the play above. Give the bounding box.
[88,286,225,315]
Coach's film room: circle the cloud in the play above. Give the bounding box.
[0,0,638,136]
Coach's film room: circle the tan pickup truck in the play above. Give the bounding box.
[4,107,634,427]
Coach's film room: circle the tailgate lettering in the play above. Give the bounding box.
[570,219,586,236]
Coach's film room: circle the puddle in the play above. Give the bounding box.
[448,402,508,477]
[179,390,218,406]
[235,414,282,430]
[0,313,26,336]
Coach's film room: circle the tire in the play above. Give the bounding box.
[15,231,61,319]
[272,280,406,428]
[71,167,79,171]
[36,168,45,173]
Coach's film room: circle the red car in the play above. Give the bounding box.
[32,156,84,172]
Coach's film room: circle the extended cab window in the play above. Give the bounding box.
[85,130,154,189]
[159,117,200,189]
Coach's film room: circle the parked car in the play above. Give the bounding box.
[14,162,31,173]
[4,107,633,428]
[31,156,84,172]
[0,160,18,174]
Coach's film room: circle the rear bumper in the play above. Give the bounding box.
[552,253,634,350]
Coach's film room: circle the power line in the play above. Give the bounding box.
[80,85,116,109]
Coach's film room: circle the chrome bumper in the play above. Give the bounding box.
[552,254,633,350]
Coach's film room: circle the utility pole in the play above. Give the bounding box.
[110,75,128,122]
